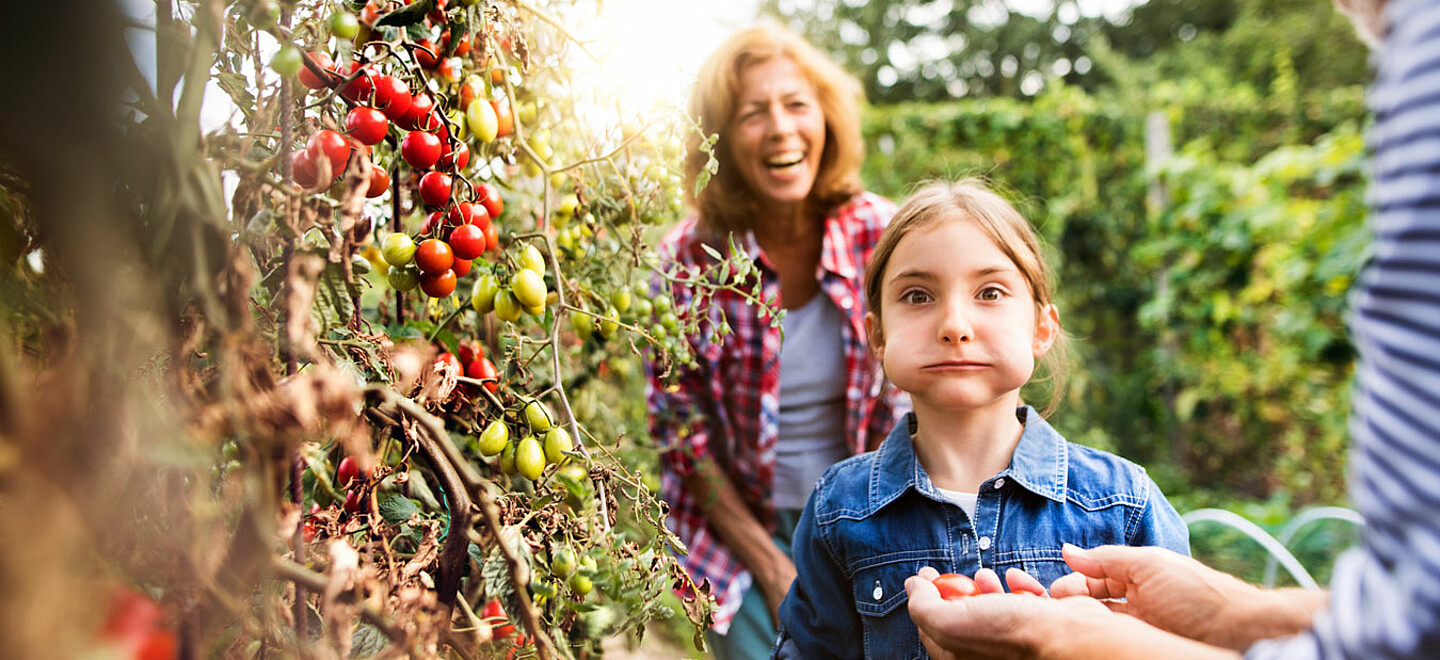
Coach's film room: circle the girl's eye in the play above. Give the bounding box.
[978,287,1006,302]
[900,289,932,304]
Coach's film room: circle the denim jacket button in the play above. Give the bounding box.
[994,478,1006,490]
[978,536,992,551]
[872,581,883,600]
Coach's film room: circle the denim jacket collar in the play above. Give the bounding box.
[870,406,1069,511]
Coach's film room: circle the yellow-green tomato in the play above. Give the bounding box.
[387,263,420,291]
[516,435,545,480]
[511,269,547,309]
[524,399,552,432]
[381,232,416,266]
[471,273,500,315]
[499,440,518,475]
[478,419,509,457]
[570,311,594,340]
[551,547,576,577]
[610,288,632,313]
[543,426,573,464]
[466,98,499,143]
[494,288,523,323]
[520,243,546,275]
[569,573,593,596]
[598,307,619,339]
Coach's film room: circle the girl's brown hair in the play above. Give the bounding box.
[684,23,866,234]
[863,178,1071,415]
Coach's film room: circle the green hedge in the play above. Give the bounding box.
[861,82,1368,505]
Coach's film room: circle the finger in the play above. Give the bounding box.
[1047,571,1092,599]
[974,568,1004,594]
[1004,568,1047,596]
[905,574,943,605]
[1061,544,1145,596]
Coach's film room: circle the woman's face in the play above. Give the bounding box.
[727,56,827,208]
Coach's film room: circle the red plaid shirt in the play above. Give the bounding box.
[646,191,907,633]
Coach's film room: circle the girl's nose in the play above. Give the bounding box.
[939,304,973,344]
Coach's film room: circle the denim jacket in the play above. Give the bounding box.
[773,407,1190,660]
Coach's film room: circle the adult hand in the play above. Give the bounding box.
[1049,544,1293,651]
[905,566,1111,660]
[973,566,1048,596]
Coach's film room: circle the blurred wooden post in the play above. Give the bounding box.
[1145,110,1183,464]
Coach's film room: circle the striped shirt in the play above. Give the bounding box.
[645,191,906,633]
[1246,0,1440,657]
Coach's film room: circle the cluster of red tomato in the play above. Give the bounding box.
[289,2,517,300]
[98,589,177,660]
[437,337,499,395]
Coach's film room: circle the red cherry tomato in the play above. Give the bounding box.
[457,340,483,365]
[400,131,442,170]
[420,269,458,297]
[397,92,436,131]
[459,79,481,109]
[413,38,440,69]
[421,210,445,236]
[336,455,360,487]
[413,238,454,274]
[339,62,374,103]
[345,106,389,145]
[439,141,469,171]
[477,182,503,220]
[436,352,462,373]
[481,599,515,639]
[449,223,486,260]
[343,489,364,514]
[418,171,453,207]
[468,356,499,392]
[492,99,514,138]
[933,573,980,601]
[366,166,389,198]
[452,257,473,277]
[482,221,499,253]
[103,589,164,641]
[467,202,491,231]
[291,149,319,188]
[307,129,352,176]
[372,75,412,121]
[297,51,335,89]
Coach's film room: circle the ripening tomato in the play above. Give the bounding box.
[397,92,437,131]
[401,131,442,170]
[444,201,473,229]
[345,106,389,145]
[470,356,499,392]
[478,419,509,457]
[439,141,469,171]
[436,352,462,374]
[452,258,472,277]
[511,269,547,309]
[297,51,336,89]
[493,99,515,138]
[457,340,483,365]
[467,202,491,231]
[436,57,463,84]
[414,238,454,274]
[420,269,458,297]
[372,75,412,121]
[449,223,486,260]
[471,273,500,315]
[459,77,482,109]
[413,38,440,69]
[933,573,980,601]
[420,210,444,236]
[336,455,372,487]
[516,435,545,480]
[343,489,364,514]
[366,166,389,198]
[483,221,499,253]
[418,171,453,208]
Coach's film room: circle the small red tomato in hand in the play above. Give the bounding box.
[932,573,980,601]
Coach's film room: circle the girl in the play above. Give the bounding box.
[772,179,1190,659]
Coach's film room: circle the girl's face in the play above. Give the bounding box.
[866,218,1060,414]
[727,56,827,208]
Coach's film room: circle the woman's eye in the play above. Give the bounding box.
[978,287,1005,302]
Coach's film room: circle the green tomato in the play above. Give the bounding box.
[270,45,303,78]
[511,268,547,309]
[466,98,499,143]
[494,288,523,323]
[387,263,420,291]
[632,298,653,318]
[381,233,416,266]
[471,273,500,315]
[516,101,538,126]
[569,311,594,341]
[543,426,573,464]
[525,399,553,432]
[520,243,546,275]
[329,11,360,40]
[499,440,518,475]
[529,575,558,599]
[478,419,509,457]
[551,547,576,577]
[516,435,545,481]
[578,555,598,575]
[598,307,619,339]
[569,573,593,597]
[610,288,632,313]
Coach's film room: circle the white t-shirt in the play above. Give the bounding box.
[934,486,979,523]
[773,293,850,510]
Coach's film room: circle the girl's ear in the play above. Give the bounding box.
[864,311,885,359]
[1033,304,1060,357]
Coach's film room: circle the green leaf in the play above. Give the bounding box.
[375,0,435,28]
[378,495,419,523]
[406,469,440,510]
[350,622,388,658]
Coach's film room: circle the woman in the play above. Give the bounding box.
[646,23,906,659]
